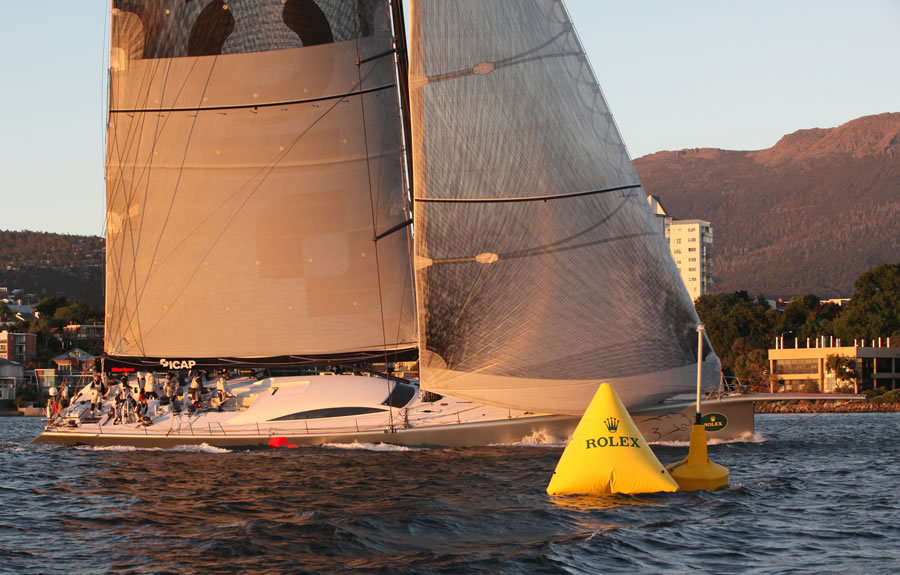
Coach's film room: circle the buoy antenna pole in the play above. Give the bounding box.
[665,322,729,491]
[695,323,704,425]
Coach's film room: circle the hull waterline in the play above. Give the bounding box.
[32,397,756,449]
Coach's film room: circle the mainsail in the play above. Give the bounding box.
[105,0,417,365]
[408,0,719,414]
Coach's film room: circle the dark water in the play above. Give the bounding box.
[2,414,899,574]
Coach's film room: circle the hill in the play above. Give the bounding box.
[634,113,900,297]
[0,230,104,310]
[3,114,898,306]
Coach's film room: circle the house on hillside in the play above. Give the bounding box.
[0,306,16,327]
[51,348,96,376]
[0,358,24,401]
[62,323,104,343]
[0,331,37,365]
[1,304,35,324]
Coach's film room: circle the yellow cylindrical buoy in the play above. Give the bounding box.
[663,323,729,491]
[665,423,729,491]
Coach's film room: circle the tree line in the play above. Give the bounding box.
[0,230,103,268]
[4,263,897,392]
[695,263,899,392]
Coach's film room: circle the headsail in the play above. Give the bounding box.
[408,0,719,414]
[105,0,416,364]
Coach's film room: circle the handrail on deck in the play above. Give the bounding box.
[42,405,550,438]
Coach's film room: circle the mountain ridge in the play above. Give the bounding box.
[634,113,899,298]
[0,230,104,310]
[2,114,897,305]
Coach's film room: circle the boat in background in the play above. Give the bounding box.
[35,0,722,448]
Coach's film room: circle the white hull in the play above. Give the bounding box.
[33,374,756,448]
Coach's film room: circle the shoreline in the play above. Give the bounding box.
[755,401,899,414]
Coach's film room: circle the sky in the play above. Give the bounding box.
[0,0,897,237]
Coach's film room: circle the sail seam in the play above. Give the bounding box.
[109,84,395,114]
[414,183,641,203]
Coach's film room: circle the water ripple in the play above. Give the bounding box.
[3,414,900,573]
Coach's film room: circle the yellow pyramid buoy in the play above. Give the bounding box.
[665,424,729,491]
[547,383,679,495]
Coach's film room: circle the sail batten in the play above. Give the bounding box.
[414,183,643,204]
[409,0,719,414]
[109,82,396,114]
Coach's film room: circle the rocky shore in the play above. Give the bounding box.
[755,400,900,414]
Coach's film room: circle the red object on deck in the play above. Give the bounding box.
[268,436,297,449]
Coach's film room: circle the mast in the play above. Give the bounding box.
[389,0,414,203]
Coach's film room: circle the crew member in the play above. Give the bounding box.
[89,374,104,417]
[59,379,69,408]
[46,387,59,421]
[216,372,229,405]
[189,374,203,406]
[164,372,179,408]
[143,372,158,400]
[114,376,129,424]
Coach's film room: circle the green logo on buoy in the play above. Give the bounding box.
[701,413,728,432]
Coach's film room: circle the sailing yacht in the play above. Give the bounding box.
[34,0,745,448]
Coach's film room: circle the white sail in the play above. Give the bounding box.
[105,0,416,361]
[408,0,719,414]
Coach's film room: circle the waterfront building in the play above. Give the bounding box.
[768,337,899,393]
[0,358,23,401]
[62,323,104,342]
[34,368,58,392]
[0,331,37,366]
[646,196,713,301]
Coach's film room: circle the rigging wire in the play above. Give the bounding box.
[110,54,190,356]
[135,65,387,341]
[388,0,419,382]
[129,55,221,354]
[408,2,666,385]
[107,27,205,349]
[128,57,177,357]
[355,12,394,433]
[107,37,174,353]
[105,6,393,347]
